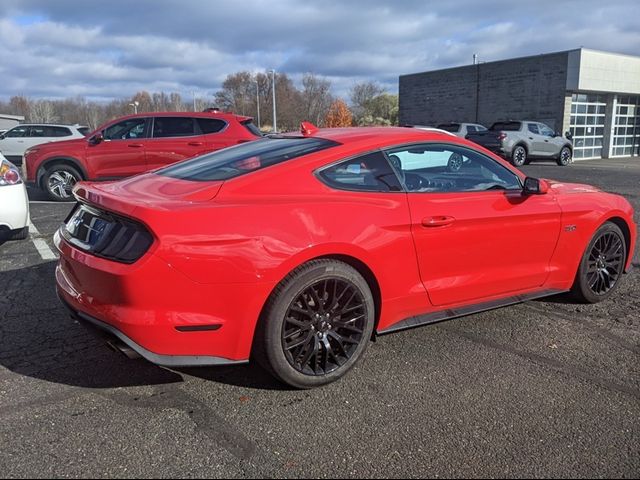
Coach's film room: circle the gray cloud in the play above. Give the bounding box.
[0,0,638,101]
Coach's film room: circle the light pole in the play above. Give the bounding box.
[128,101,139,114]
[191,90,197,112]
[269,69,277,133]
[255,79,261,129]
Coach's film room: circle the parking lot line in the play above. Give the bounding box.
[28,219,58,261]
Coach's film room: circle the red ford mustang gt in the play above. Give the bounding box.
[54,124,636,388]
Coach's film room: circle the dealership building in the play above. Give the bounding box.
[399,48,640,159]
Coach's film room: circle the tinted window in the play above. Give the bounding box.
[466,125,476,133]
[197,118,226,134]
[241,119,262,137]
[539,124,554,137]
[159,137,338,181]
[50,126,72,137]
[490,122,521,131]
[153,117,196,138]
[319,151,402,192]
[437,123,460,132]
[104,118,147,140]
[78,127,91,136]
[527,123,540,134]
[385,144,521,193]
[5,126,29,138]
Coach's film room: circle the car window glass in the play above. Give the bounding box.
[539,124,554,137]
[197,118,226,134]
[527,123,540,135]
[385,144,521,193]
[476,125,487,131]
[319,151,402,192]
[51,126,72,137]
[78,127,91,136]
[29,126,48,137]
[5,126,29,138]
[104,118,147,140]
[466,125,476,133]
[153,117,196,138]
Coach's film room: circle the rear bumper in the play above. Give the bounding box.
[54,230,271,363]
[59,294,247,367]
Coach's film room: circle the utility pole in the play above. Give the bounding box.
[270,69,277,133]
[191,90,197,112]
[256,79,261,129]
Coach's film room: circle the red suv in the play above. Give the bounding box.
[24,111,262,200]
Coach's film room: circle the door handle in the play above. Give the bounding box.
[128,143,144,148]
[188,141,204,146]
[421,216,455,227]
[544,139,549,142]
[528,137,534,140]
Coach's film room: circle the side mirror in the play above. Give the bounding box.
[0,133,5,140]
[523,177,549,195]
[88,133,104,145]
[565,131,573,141]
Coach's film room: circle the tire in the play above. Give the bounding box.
[8,226,29,240]
[254,259,375,389]
[556,146,572,166]
[511,145,527,167]
[571,222,627,303]
[43,164,82,201]
[447,153,463,172]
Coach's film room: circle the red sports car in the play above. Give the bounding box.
[55,124,636,388]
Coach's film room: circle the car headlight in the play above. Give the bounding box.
[0,159,23,186]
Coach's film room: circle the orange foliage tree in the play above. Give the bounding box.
[324,100,353,127]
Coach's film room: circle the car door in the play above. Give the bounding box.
[526,123,546,156]
[145,116,212,170]
[85,117,149,179]
[386,143,562,307]
[538,123,562,156]
[0,125,30,157]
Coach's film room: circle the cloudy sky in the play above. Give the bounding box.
[0,0,638,102]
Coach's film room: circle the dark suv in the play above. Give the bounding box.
[25,111,262,201]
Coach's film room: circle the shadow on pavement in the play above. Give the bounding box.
[0,261,284,390]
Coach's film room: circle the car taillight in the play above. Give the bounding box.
[497,132,507,141]
[0,159,22,186]
[61,204,154,263]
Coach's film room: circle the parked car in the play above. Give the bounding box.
[466,120,573,167]
[24,112,262,201]
[0,153,29,243]
[54,123,636,389]
[0,123,89,166]
[436,122,488,138]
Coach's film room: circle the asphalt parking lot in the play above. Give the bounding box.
[0,158,638,478]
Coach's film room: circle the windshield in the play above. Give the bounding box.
[158,137,339,181]
[436,123,460,132]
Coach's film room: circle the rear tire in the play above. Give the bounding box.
[43,164,82,202]
[254,259,375,389]
[511,145,527,167]
[571,222,627,303]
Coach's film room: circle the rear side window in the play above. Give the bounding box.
[466,125,476,133]
[197,118,226,134]
[50,126,72,137]
[242,120,262,137]
[319,151,402,192]
[153,117,196,138]
[490,122,521,131]
[437,123,460,133]
[78,127,91,136]
[159,137,338,181]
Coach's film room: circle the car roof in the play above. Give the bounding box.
[11,123,88,128]
[113,111,253,122]
[284,126,464,146]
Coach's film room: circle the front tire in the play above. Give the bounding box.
[43,164,82,201]
[511,145,527,167]
[254,259,375,389]
[556,146,572,166]
[571,222,627,303]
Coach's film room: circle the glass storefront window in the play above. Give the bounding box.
[612,95,640,158]
[569,94,606,159]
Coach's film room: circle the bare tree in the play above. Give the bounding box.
[349,81,385,121]
[300,73,334,126]
[29,100,58,123]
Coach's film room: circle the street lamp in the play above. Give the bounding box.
[128,101,139,114]
[269,69,277,133]
[255,79,261,129]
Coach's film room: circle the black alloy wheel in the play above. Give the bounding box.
[572,222,627,303]
[282,278,366,376]
[254,259,375,389]
[511,145,527,167]
[557,146,572,166]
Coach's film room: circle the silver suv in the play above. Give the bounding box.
[466,120,573,166]
[0,124,89,166]
[436,122,488,138]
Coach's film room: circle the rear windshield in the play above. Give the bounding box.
[242,119,263,137]
[78,127,91,136]
[490,121,521,131]
[436,123,460,132]
[159,137,339,181]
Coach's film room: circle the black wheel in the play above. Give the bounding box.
[571,222,627,303]
[511,145,527,167]
[8,226,29,240]
[254,259,375,389]
[43,164,82,201]
[556,146,572,166]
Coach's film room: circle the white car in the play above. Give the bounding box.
[0,153,29,242]
[0,123,89,166]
